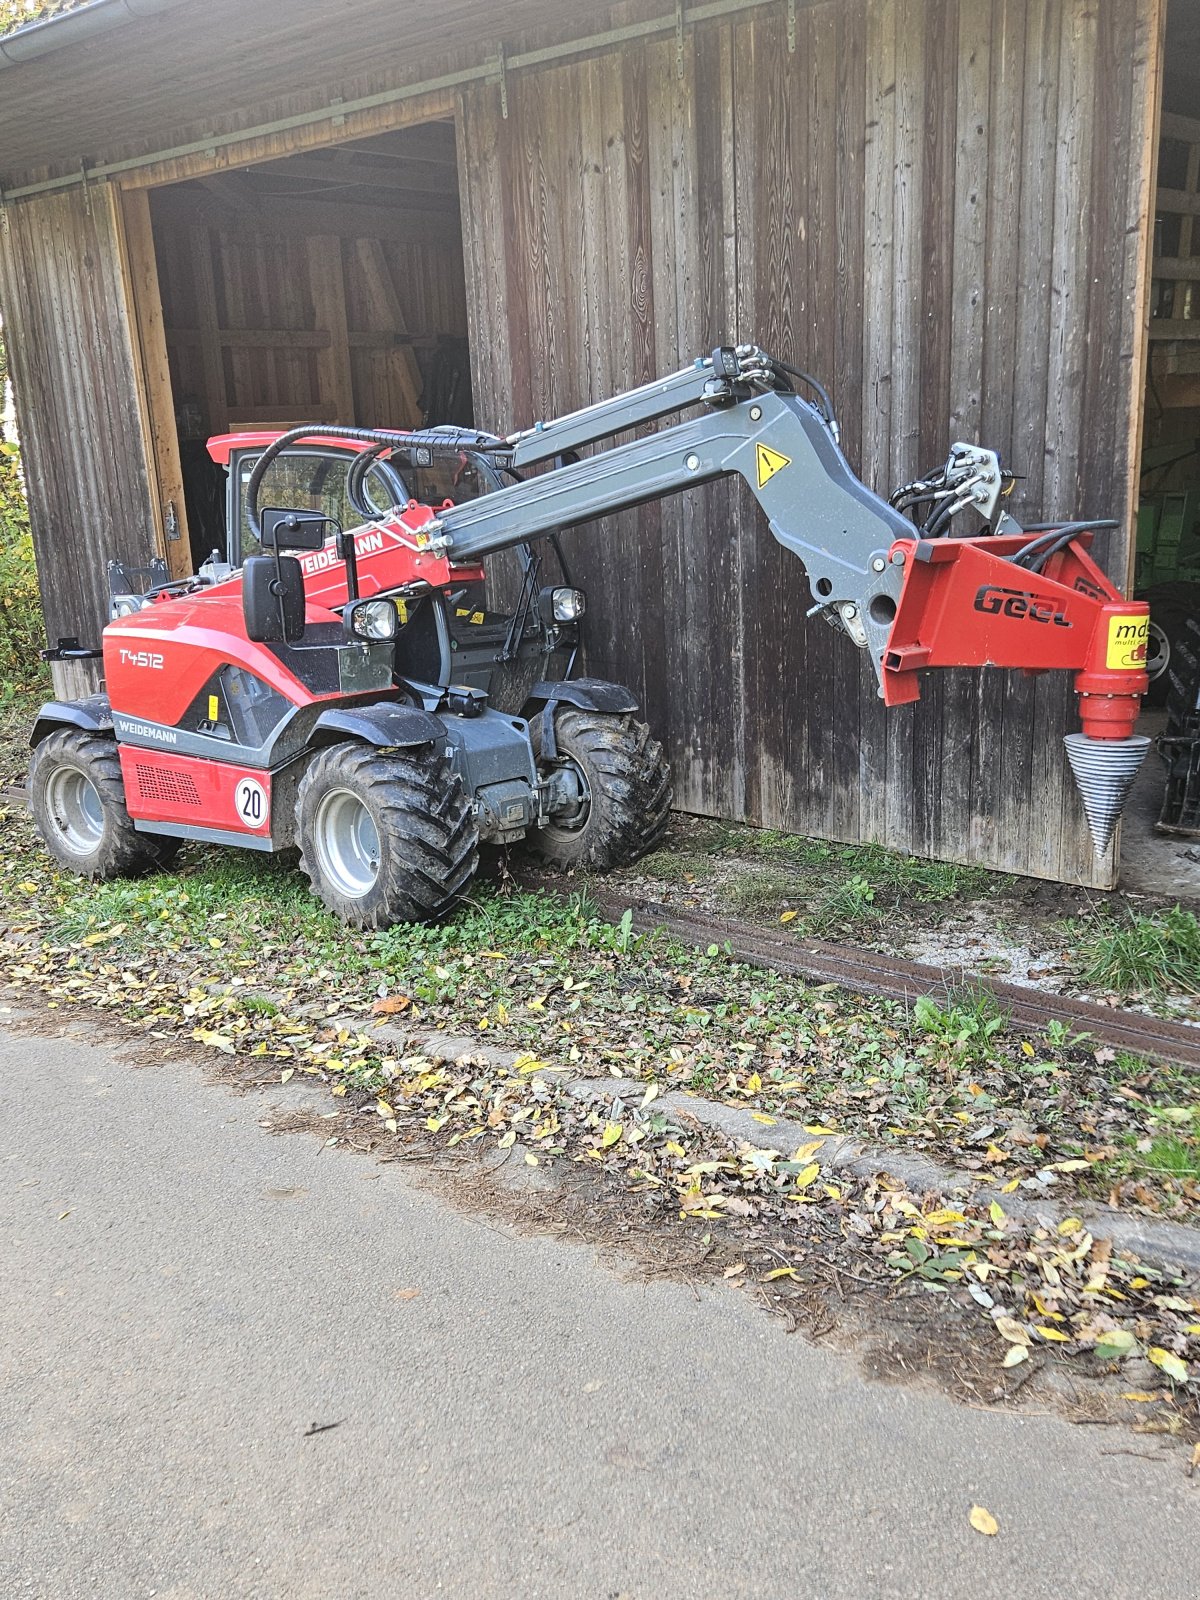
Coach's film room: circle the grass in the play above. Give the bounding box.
[1069,906,1200,998]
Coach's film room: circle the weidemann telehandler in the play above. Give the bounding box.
[29,345,1151,927]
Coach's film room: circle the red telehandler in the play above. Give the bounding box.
[29,345,1150,926]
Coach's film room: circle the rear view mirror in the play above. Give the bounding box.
[243,553,306,643]
[260,507,332,552]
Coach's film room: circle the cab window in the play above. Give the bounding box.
[232,450,402,564]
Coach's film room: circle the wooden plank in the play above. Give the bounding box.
[352,238,423,418]
[113,186,192,579]
[305,237,356,422]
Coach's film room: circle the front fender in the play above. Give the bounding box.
[523,677,639,717]
[29,695,114,749]
[310,701,444,750]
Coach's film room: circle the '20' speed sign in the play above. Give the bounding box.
[234,777,269,830]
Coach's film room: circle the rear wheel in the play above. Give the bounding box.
[295,741,478,928]
[530,708,671,871]
[1144,585,1200,707]
[28,729,180,879]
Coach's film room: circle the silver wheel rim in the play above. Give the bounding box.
[313,787,381,898]
[1145,619,1169,684]
[45,765,105,856]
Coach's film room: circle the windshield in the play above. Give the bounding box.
[233,447,496,563]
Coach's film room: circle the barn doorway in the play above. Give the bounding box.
[1141,3,1200,705]
[137,119,473,569]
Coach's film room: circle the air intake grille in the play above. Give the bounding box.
[134,764,202,807]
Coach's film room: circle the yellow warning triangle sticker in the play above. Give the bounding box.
[756,442,791,489]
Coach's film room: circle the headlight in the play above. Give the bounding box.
[347,598,398,641]
[551,587,587,623]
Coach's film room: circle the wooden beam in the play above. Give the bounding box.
[1161,110,1200,143]
[113,187,193,579]
[1148,318,1200,341]
[227,405,337,424]
[152,185,463,247]
[165,326,332,349]
[247,153,459,198]
[352,237,423,417]
[305,237,356,423]
[1157,186,1200,216]
[1154,256,1200,281]
[188,224,230,435]
[198,173,258,217]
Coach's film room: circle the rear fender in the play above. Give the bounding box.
[29,695,114,749]
[309,702,444,750]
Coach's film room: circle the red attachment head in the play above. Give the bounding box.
[1072,601,1150,740]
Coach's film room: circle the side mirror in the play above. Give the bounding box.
[260,507,332,552]
[243,553,306,643]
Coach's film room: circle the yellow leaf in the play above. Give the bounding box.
[208,937,223,949]
[792,1139,825,1163]
[1035,1325,1071,1343]
[925,1209,966,1227]
[745,1071,762,1093]
[804,1124,837,1135]
[601,1122,623,1148]
[969,1506,999,1538]
[750,1112,776,1125]
[1020,1040,1035,1058]
[497,1130,517,1149]
[822,1184,842,1199]
[988,1201,1006,1227]
[525,1152,539,1166]
[995,1316,1032,1347]
[280,1067,294,1083]
[376,1100,394,1119]
[1057,1216,1082,1235]
[1001,1178,1020,1193]
[641,1083,660,1106]
[193,1028,235,1054]
[479,950,508,960]
[1122,1391,1157,1402]
[665,1141,685,1158]
[1148,1347,1190,1384]
[17,880,37,894]
[1002,1345,1028,1369]
[794,1163,820,1189]
[764,1266,798,1281]
[779,910,799,924]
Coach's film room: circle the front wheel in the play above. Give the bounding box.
[28,729,180,879]
[295,741,478,928]
[530,708,671,871]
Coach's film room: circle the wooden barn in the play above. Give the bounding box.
[1,0,1195,887]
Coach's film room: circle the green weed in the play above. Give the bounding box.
[912,986,1008,1062]
[1070,906,1200,998]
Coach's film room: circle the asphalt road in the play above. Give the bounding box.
[1,1021,1195,1599]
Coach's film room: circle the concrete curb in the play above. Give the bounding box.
[359,1021,1200,1278]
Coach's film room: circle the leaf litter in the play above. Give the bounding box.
[0,802,1197,1449]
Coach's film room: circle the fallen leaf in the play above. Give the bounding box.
[1147,1347,1190,1384]
[392,1287,421,1301]
[1002,1345,1028,1369]
[994,1316,1032,1347]
[779,910,799,924]
[1035,1325,1071,1343]
[723,1262,746,1279]
[764,1266,799,1281]
[372,995,411,1015]
[600,1122,623,1148]
[969,1505,999,1537]
[750,1112,776,1125]
[794,1163,820,1189]
[792,1139,825,1163]
[1095,1329,1138,1362]
[280,1067,294,1083]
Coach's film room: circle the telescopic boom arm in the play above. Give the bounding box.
[249,344,1151,853]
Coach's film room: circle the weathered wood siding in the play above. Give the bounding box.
[0,184,158,662]
[458,0,1160,886]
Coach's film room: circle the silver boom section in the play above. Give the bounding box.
[429,366,913,692]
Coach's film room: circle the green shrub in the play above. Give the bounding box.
[1072,906,1200,998]
[0,431,49,700]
